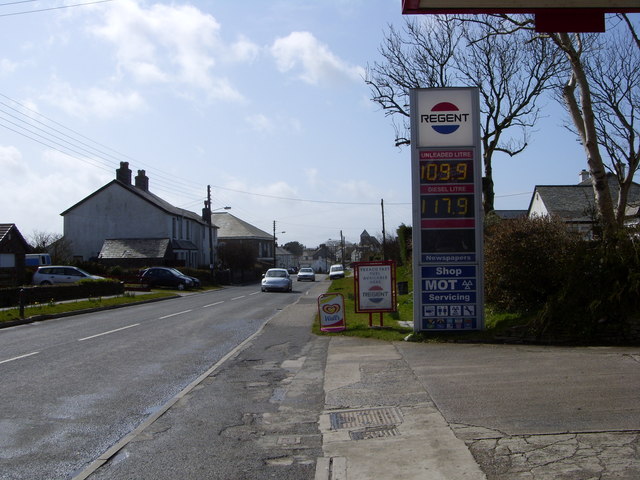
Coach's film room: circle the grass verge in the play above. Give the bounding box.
[312,266,531,343]
[0,291,176,324]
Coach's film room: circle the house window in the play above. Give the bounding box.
[0,254,15,268]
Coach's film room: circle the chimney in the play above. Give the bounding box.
[116,162,132,185]
[135,169,149,192]
[579,169,590,183]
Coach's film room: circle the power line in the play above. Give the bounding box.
[0,0,114,17]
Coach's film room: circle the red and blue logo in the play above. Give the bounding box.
[421,102,470,135]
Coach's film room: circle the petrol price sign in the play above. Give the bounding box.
[410,88,484,331]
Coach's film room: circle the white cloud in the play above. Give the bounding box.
[0,58,18,77]
[88,0,255,101]
[270,31,365,86]
[245,114,276,134]
[1,148,111,235]
[40,80,145,119]
[0,145,26,176]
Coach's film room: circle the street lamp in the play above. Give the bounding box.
[273,220,285,267]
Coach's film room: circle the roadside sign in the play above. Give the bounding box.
[410,88,484,331]
[318,293,346,332]
[353,261,397,313]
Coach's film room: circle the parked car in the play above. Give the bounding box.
[261,268,292,292]
[32,266,104,285]
[139,267,197,290]
[297,267,315,282]
[329,264,345,280]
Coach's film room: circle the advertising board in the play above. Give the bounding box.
[410,88,484,331]
[353,261,397,313]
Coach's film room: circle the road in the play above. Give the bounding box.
[0,280,321,480]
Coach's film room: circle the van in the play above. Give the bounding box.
[25,254,52,267]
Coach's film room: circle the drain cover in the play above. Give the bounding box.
[329,407,403,430]
[349,425,400,441]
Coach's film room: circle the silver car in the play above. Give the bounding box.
[261,268,292,292]
[297,267,315,282]
[32,266,104,285]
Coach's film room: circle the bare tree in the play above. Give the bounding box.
[586,20,640,227]
[484,14,639,239]
[366,15,563,212]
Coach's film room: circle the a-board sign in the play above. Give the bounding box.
[410,88,484,332]
[353,261,397,313]
[318,293,346,332]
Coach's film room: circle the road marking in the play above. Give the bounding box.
[159,310,192,319]
[78,324,140,341]
[0,351,39,365]
[231,295,245,300]
[202,301,224,308]
[249,291,260,296]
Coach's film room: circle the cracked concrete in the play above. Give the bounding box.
[463,431,640,480]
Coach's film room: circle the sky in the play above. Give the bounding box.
[0,0,620,249]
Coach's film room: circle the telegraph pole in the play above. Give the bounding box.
[381,198,387,261]
[207,186,214,279]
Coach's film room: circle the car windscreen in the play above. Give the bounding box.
[266,270,286,277]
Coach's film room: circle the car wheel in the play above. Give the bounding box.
[40,281,52,285]
[177,283,185,291]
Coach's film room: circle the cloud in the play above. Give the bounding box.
[0,58,18,77]
[40,80,145,119]
[270,31,365,86]
[88,0,256,101]
[0,145,26,176]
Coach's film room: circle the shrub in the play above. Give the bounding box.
[484,216,578,313]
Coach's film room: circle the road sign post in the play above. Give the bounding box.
[410,88,484,331]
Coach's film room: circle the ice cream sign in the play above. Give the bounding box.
[318,293,346,332]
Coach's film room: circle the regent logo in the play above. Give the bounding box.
[322,304,341,315]
[421,102,470,134]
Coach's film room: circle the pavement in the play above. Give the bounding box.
[63,283,640,480]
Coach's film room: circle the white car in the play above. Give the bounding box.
[32,266,104,285]
[261,268,293,292]
[329,264,345,280]
[297,267,316,282]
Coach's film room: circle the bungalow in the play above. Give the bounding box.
[528,170,640,237]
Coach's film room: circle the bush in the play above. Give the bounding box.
[533,235,640,342]
[484,216,578,313]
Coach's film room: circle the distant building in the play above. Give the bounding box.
[0,223,31,286]
[528,170,640,237]
[211,212,274,270]
[61,162,216,268]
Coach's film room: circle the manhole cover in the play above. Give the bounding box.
[329,407,403,430]
[349,425,400,441]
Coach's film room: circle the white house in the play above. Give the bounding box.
[528,170,640,237]
[61,162,217,268]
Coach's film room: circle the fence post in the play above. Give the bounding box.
[19,288,25,319]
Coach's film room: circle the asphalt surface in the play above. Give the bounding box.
[4,281,640,480]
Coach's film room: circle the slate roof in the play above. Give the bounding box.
[494,210,527,220]
[529,174,640,222]
[61,180,208,225]
[98,238,171,259]
[211,212,272,241]
[0,223,31,250]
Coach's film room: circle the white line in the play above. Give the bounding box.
[231,295,245,300]
[72,313,275,480]
[0,351,39,365]
[249,291,260,296]
[202,301,224,308]
[78,324,140,341]
[159,309,192,319]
